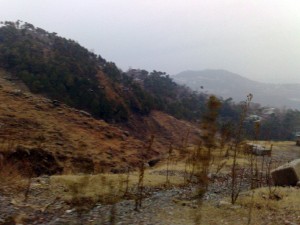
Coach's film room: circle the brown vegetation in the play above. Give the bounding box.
[0,72,299,224]
[0,71,200,175]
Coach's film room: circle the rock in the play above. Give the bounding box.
[230,204,241,209]
[148,159,160,167]
[52,100,60,107]
[43,99,52,103]
[55,142,64,146]
[271,159,300,186]
[123,131,130,136]
[121,135,127,141]
[246,143,272,156]
[66,209,75,214]
[284,220,297,225]
[11,89,22,96]
[218,200,231,207]
[79,110,91,117]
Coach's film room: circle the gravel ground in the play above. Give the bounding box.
[0,144,299,225]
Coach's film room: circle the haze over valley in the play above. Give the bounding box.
[173,69,300,109]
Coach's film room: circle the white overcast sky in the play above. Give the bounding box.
[1,0,300,83]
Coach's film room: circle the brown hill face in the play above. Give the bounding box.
[0,70,146,174]
[122,111,201,151]
[0,70,201,175]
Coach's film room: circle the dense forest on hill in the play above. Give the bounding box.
[0,21,209,122]
[1,21,300,140]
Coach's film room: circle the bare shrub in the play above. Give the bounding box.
[135,135,154,211]
[192,95,221,225]
[231,94,252,204]
[166,143,173,184]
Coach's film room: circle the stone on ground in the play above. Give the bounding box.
[271,159,300,186]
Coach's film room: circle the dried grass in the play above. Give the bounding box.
[237,187,300,211]
[50,171,185,203]
[0,161,27,194]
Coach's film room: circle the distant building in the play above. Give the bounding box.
[244,143,272,156]
[246,114,263,122]
[295,132,300,146]
[262,107,276,116]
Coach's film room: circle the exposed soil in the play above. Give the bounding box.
[0,70,200,175]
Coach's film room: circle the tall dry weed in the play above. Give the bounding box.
[166,143,173,184]
[135,135,154,211]
[231,94,252,204]
[192,95,221,225]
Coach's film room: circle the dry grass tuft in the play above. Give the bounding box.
[237,187,300,211]
[50,170,185,204]
[0,161,28,195]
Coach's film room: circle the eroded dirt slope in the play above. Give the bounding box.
[122,110,201,153]
[0,70,201,175]
[0,72,147,174]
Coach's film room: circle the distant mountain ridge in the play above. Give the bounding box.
[173,69,300,109]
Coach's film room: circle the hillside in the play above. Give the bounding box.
[0,21,299,173]
[0,69,201,175]
[0,21,208,123]
[173,69,300,109]
[0,21,206,175]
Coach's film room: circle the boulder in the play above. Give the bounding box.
[252,145,271,156]
[11,89,22,96]
[245,144,272,156]
[271,159,300,186]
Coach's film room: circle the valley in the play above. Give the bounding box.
[0,21,299,225]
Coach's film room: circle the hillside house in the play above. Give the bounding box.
[246,114,263,122]
[262,107,276,116]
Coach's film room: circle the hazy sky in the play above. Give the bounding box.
[1,0,300,83]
